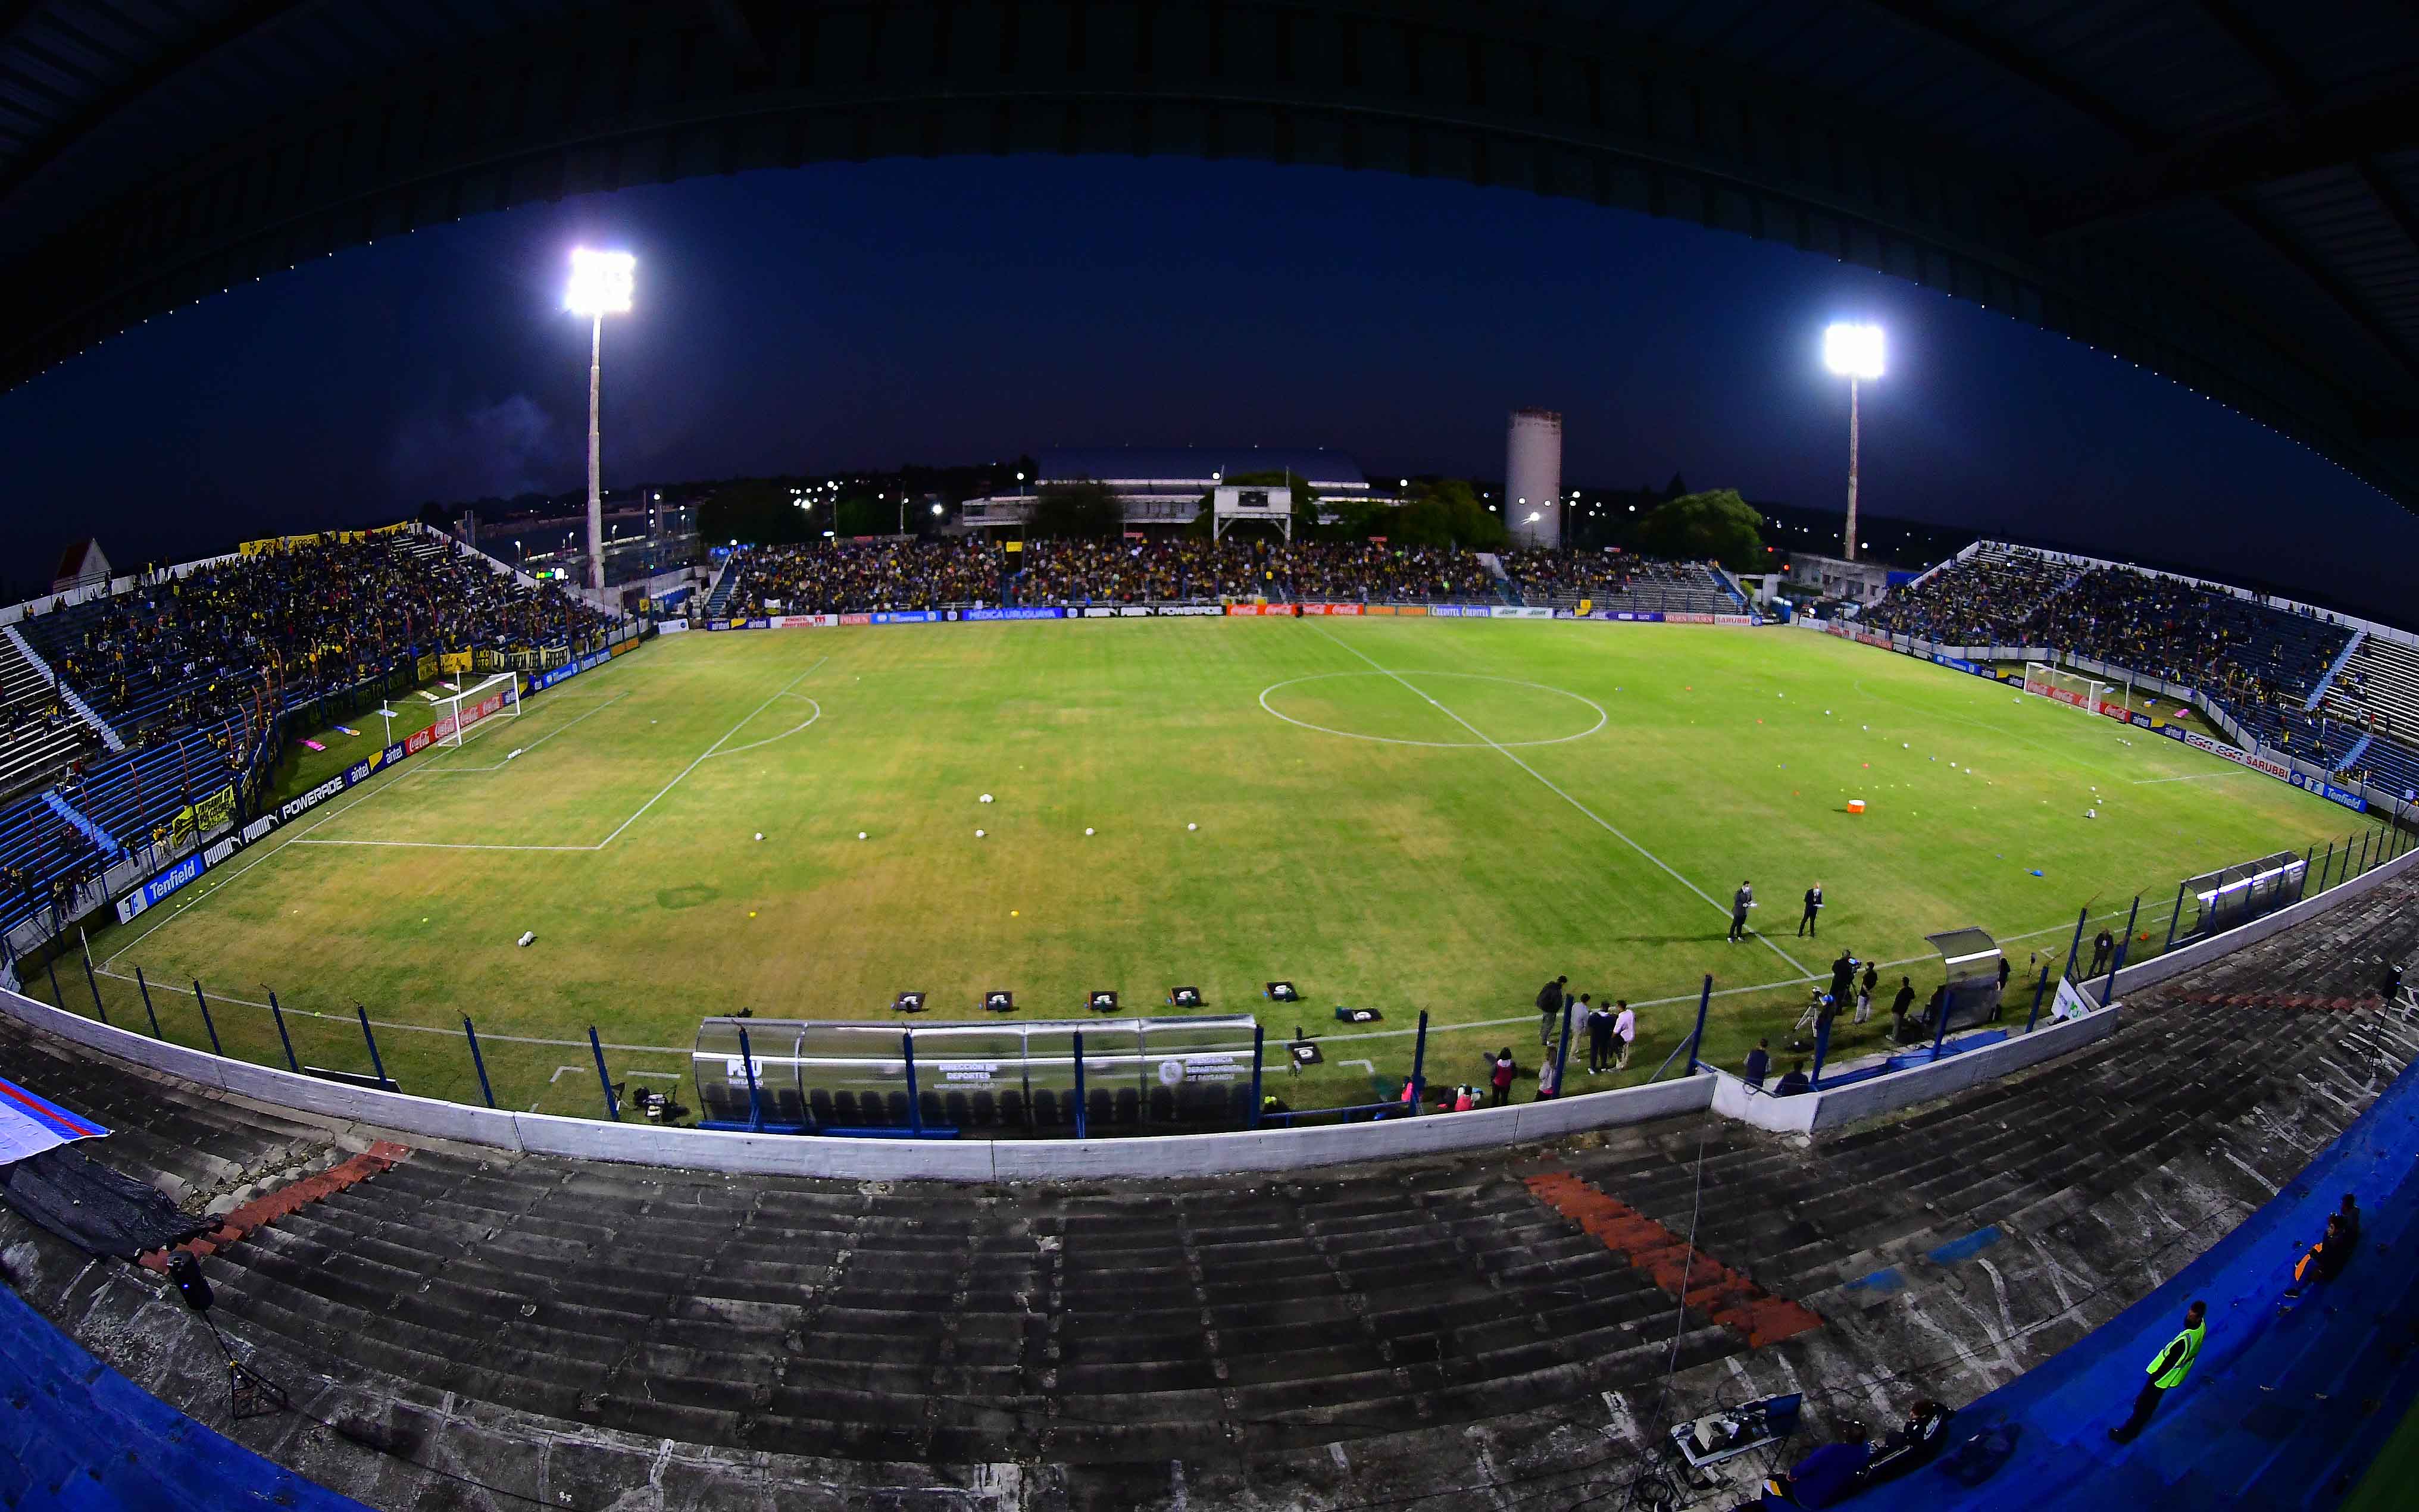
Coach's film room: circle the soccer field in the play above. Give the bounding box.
[77,617,2380,1119]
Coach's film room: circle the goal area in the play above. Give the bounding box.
[429,671,521,747]
[2023,662,2108,714]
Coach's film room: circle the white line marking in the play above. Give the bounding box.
[1257,671,1607,748]
[418,691,631,772]
[1313,626,1812,976]
[701,696,822,760]
[549,1064,683,1084]
[2131,771,2246,785]
[591,659,826,848]
[295,658,828,853]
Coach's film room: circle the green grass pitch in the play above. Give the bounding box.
[72,618,2382,1119]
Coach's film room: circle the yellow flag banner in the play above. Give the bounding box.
[165,784,239,849]
[437,650,476,674]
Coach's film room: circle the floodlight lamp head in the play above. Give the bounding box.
[1824,323,1884,379]
[565,249,635,315]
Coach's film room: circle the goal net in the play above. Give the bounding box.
[428,671,521,747]
[2023,662,2108,714]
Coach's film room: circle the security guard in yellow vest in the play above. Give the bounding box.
[2109,1300,2206,1443]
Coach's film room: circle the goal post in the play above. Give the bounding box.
[2023,661,2108,714]
[434,671,522,748]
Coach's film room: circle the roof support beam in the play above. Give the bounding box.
[2034,79,2419,236]
[0,0,314,205]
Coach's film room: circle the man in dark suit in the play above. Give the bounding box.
[1798,882,1824,937]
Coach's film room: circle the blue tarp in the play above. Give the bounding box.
[1851,1056,2419,1511]
[0,1284,370,1508]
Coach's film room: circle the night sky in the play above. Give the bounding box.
[2,155,2414,621]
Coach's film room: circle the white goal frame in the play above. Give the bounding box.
[433,671,523,747]
[2023,661,2108,715]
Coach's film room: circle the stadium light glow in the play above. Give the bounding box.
[1823,322,1884,378]
[566,249,636,594]
[565,249,635,315]
[1823,322,1883,562]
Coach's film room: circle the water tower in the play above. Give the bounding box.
[1506,409,1562,548]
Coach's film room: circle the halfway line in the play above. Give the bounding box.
[1315,626,1812,978]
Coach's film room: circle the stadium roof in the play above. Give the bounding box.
[4,4,2418,511]
[1039,447,1367,490]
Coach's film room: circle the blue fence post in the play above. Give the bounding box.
[45,953,65,1010]
[1929,990,1952,1062]
[2357,829,2374,876]
[902,1031,924,1137]
[192,979,221,1056]
[737,1025,762,1129]
[2164,881,2186,954]
[2026,966,2052,1033]
[1408,1010,1430,1114]
[2104,896,2140,1003]
[357,1006,388,1088]
[135,966,161,1039]
[1810,1016,1832,1087]
[1684,976,1712,1074]
[1071,1031,1087,1140]
[2061,907,2089,984]
[1548,1001,1573,1103]
[1248,1025,1265,1129]
[2319,840,2336,890]
[462,1016,495,1108]
[2301,845,2315,903]
[589,1026,618,1119]
[266,991,298,1072]
[80,950,106,1023]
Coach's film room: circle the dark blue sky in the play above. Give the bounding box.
[3,155,2413,620]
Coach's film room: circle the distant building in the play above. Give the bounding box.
[49,538,109,594]
[1787,551,1919,607]
[960,447,1386,531]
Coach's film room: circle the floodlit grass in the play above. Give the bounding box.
[67,618,2386,1119]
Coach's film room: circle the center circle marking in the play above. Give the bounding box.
[1258,672,1608,748]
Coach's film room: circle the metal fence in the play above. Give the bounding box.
[12,816,2410,1141]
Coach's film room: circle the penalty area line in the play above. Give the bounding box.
[417,690,632,773]
[1313,625,1813,978]
[292,657,830,854]
[590,657,828,848]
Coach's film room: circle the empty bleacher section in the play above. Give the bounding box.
[0,632,89,803]
[2316,633,2419,797]
[3,872,2411,1508]
[1498,550,1742,613]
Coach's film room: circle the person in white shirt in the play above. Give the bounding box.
[1613,1000,1637,1070]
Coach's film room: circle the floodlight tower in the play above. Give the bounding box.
[1823,323,1883,562]
[566,249,636,594]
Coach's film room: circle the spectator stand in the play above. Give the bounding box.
[0,528,615,968]
[1848,1045,2419,1512]
[1864,539,2419,829]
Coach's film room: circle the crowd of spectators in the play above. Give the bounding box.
[725,537,1501,615]
[1856,545,2071,645]
[1862,547,2353,743]
[1501,549,1642,597]
[40,534,607,738]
